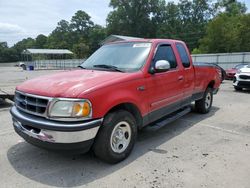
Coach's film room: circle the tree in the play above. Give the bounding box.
[46,20,74,49]
[73,42,90,58]
[237,14,250,51]
[35,34,47,48]
[153,0,216,51]
[0,42,18,62]
[198,13,250,53]
[216,0,247,16]
[0,42,8,48]
[106,0,165,38]
[54,20,71,33]
[197,0,248,53]
[70,10,94,35]
[156,2,182,39]
[88,25,107,54]
[12,38,36,59]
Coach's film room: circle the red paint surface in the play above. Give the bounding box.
[225,68,237,79]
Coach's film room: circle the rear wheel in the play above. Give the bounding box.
[195,88,213,114]
[93,110,137,163]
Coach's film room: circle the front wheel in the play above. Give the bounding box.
[93,110,137,163]
[195,88,213,114]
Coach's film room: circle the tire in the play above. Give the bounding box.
[195,87,213,114]
[93,110,137,164]
[234,86,242,91]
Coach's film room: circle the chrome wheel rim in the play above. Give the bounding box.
[110,121,131,153]
[205,92,212,109]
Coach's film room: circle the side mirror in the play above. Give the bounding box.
[150,60,170,74]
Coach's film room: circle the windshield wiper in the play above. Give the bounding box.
[78,65,86,69]
[93,64,124,72]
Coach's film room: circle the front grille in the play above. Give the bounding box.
[238,81,250,88]
[239,75,250,79]
[15,91,50,116]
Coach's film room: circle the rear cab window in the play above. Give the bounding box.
[176,43,191,68]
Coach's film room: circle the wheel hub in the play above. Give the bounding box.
[110,121,131,153]
[205,92,211,109]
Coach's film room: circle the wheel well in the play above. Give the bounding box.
[107,103,143,128]
[207,80,215,89]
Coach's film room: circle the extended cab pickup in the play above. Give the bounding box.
[10,39,221,163]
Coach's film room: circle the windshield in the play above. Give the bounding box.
[81,42,151,72]
[235,64,248,70]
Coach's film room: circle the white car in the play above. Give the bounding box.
[233,64,250,90]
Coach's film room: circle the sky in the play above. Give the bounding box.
[0,0,249,47]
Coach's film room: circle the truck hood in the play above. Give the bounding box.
[226,68,236,74]
[16,69,132,98]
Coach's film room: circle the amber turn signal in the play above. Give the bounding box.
[72,101,91,117]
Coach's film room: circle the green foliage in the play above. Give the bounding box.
[71,10,94,34]
[45,10,106,58]
[0,42,18,62]
[106,0,217,51]
[198,5,249,53]
[73,43,90,58]
[216,0,247,16]
[192,48,203,54]
[237,14,250,51]
[156,0,216,51]
[107,0,165,38]
[35,34,47,48]
[88,25,107,53]
[196,0,248,53]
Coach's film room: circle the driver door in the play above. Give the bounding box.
[145,44,184,123]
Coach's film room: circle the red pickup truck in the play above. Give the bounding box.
[10,39,221,163]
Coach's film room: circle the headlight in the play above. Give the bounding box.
[49,99,92,118]
[237,69,242,74]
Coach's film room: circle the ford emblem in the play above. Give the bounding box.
[21,100,27,106]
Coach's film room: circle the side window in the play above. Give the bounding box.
[176,43,190,68]
[154,45,177,69]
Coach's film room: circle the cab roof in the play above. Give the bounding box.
[104,38,185,46]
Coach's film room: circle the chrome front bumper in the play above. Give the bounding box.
[10,106,102,145]
[233,74,250,88]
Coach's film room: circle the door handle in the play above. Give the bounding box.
[178,76,184,81]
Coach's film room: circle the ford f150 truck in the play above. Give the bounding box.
[10,39,221,163]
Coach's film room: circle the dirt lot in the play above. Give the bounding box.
[0,67,250,188]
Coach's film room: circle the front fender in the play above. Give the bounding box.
[83,80,148,119]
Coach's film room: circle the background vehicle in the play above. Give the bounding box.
[233,64,250,90]
[226,63,248,79]
[10,39,221,163]
[19,62,26,70]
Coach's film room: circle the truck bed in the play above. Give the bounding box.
[193,62,221,94]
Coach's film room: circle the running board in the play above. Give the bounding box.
[145,107,191,131]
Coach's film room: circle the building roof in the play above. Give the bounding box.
[101,35,142,45]
[22,49,73,55]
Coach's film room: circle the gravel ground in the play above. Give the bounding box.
[0,67,250,188]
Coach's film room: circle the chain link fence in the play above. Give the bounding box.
[25,59,85,70]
